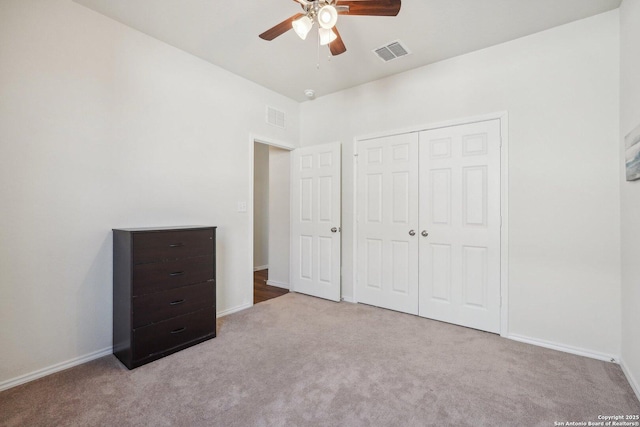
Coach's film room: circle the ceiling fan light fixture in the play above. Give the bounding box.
[318,27,337,46]
[317,5,338,29]
[259,0,401,58]
[292,15,313,40]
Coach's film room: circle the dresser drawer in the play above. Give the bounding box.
[132,282,215,328]
[133,256,213,296]
[132,308,215,361]
[133,229,214,264]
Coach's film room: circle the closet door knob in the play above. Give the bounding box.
[409,230,416,236]
[331,227,338,233]
[421,230,429,237]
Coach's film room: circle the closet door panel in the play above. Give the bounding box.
[356,133,419,314]
[419,120,501,333]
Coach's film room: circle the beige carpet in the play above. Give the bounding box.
[1,293,638,426]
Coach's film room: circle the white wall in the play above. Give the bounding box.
[619,0,640,399]
[300,11,621,357]
[253,143,269,269]
[0,0,299,387]
[267,146,290,288]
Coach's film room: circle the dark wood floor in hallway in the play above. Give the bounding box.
[254,269,288,304]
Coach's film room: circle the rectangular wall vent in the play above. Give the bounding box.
[266,106,285,128]
[373,40,411,62]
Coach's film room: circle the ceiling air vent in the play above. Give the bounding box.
[266,106,285,128]
[373,40,411,62]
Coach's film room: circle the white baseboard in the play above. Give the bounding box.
[253,265,268,272]
[620,357,640,402]
[507,333,617,363]
[217,302,253,318]
[1,303,255,392]
[0,346,113,392]
[341,296,355,303]
[266,280,289,289]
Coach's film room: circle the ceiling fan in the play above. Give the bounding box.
[259,0,401,56]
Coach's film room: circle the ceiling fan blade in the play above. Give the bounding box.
[259,13,305,41]
[337,0,401,16]
[329,27,347,56]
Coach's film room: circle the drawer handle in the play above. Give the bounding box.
[169,271,185,277]
[169,243,184,248]
[170,327,186,334]
[169,299,185,306]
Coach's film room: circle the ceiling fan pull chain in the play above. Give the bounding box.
[316,28,320,70]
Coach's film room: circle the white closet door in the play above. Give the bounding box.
[418,119,501,333]
[357,133,419,314]
[290,142,341,302]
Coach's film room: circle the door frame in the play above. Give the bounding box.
[248,133,295,307]
[352,112,509,337]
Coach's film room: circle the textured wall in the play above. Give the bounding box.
[253,143,270,269]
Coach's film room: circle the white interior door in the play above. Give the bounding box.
[290,142,341,301]
[356,133,419,314]
[418,119,501,333]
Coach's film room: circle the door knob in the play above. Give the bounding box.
[409,230,416,236]
[331,227,338,233]
[421,230,429,237]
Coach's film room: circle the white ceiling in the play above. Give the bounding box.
[74,0,621,102]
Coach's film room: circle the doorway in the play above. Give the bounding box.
[252,141,291,304]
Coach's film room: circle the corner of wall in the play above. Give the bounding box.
[619,0,640,403]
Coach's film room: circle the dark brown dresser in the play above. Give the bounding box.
[112,226,216,369]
